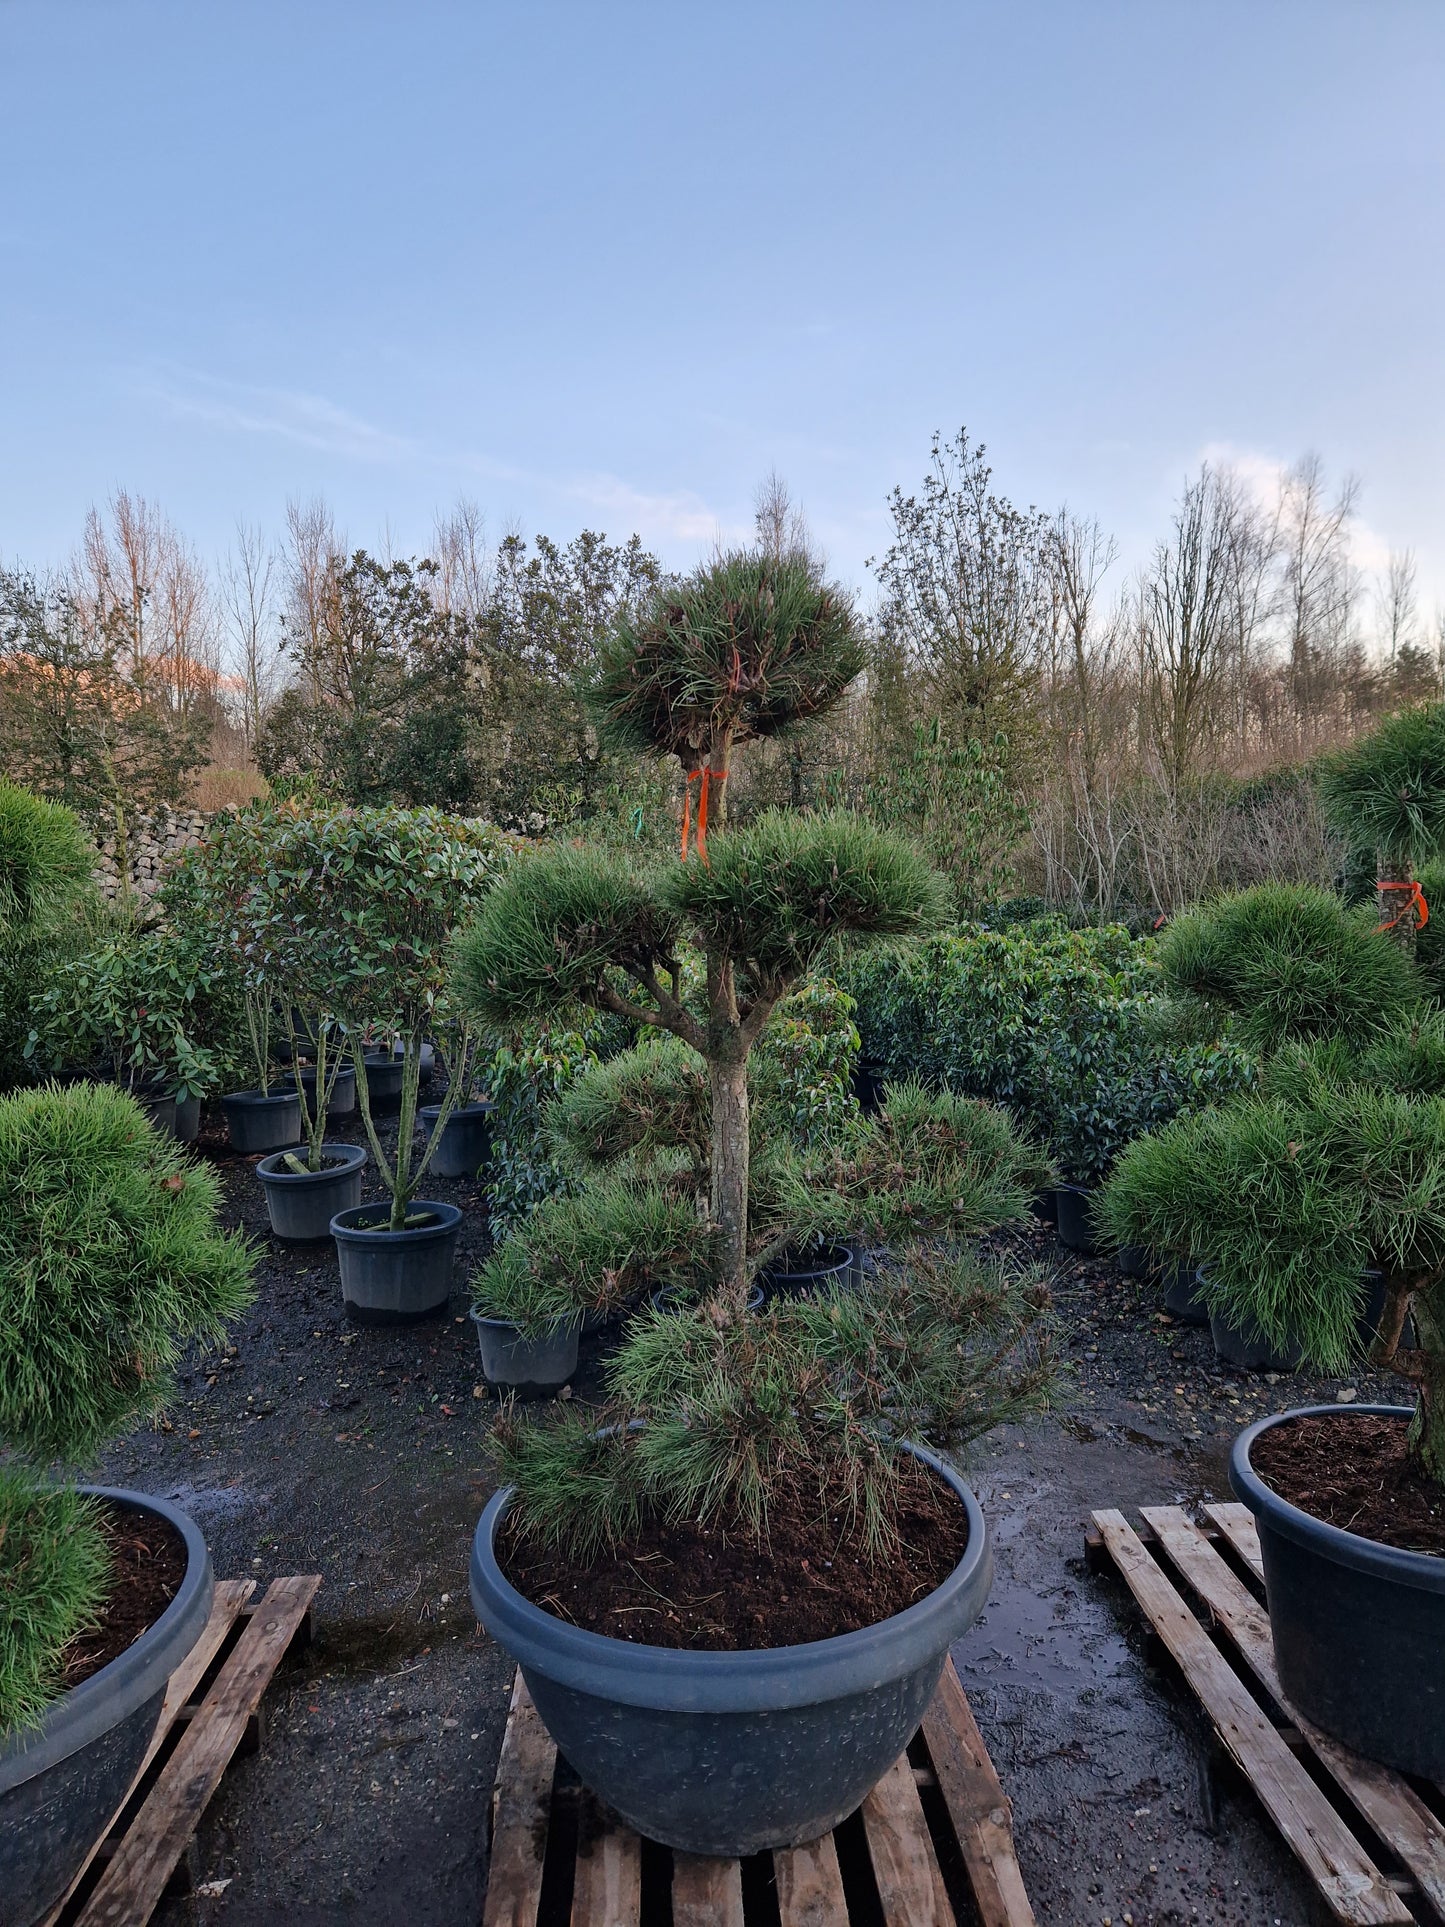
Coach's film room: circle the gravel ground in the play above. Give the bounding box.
[92,1109,1410,1926]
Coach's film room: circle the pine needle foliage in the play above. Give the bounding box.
[492,1247,1056,1559]
[0,783,94,938]
[0,1469,110,1736]
[1318,704,1445,867]
[777,1081,1044,1247]
[472,1177,706,1334]
[551,1037,710,1172]
[1159,884,1418,1052]
[0,1081,256,1464]
[665,810,954,997]
[588,550,865,762]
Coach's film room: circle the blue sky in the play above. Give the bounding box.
[3,0,1443,617]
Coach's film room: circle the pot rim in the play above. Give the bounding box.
[0,1485,213,1788]
[330,1198,462,1244]
[256,1143,367,1185]
[470,1441,989,1711]
[470,1307,581,1337]
[1231,1403,1445,1591]
[221,1088,301,1109]
[417,1100,495,1122]
[762,1244,854,1280]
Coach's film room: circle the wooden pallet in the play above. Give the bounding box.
[1088,1503,1445,1927]
[482,1658,1036,1927]
[43,1573,321,1927]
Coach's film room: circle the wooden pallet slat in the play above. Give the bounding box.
[671,1853,744,1927]
[920,1659,1038,1927]
[1092,1509,1410,1927]
[74,1574,321,1927]
[571,1791,641,1927]
[859,1753,953,1927]
[1204,1499,1267,1581]
[485,1673,558,1927]
[773,1834,850,1926]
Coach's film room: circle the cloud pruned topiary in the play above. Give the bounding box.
[1318,704,1445,869]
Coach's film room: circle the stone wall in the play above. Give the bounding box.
[93,807,211,899]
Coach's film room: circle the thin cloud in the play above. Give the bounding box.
[1199,440,1396,578]
[141,368,420,463]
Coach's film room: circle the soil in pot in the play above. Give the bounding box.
[497,1455,967,1652]
[60,1501,188,1690]
[1250,1410,1445,1556]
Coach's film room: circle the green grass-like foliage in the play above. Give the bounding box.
[0,783,94,938]
[492,1246,1055,1560]
[453,844,681,1026]
[667,811,953,996]
[588,549,866,760]
[472,1177,706,1334]
[777,1081,1044,1247]
[1159,884,1417,1052]
[1318,704,1445,867]
[0,1468,111,1735]
[0,1081,256,1463]
[551,1037,710,1172]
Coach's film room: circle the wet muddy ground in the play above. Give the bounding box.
[97,1108,1410,1925]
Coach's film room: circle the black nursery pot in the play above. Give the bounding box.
[221,1088,303,1155]
[470,1441,993,1857]
[256,1143,366,1241]
[1054,1183,1098,1255]
[1203,1266,1302,1372]
[359,1054,405,1108]
[850,1056,886,1118]
[759,1244,854,1300]
[417,1102,494,1179]
[1161,1256,1209,1326]
[330,1199,461,1323]
[296,1065,357,1121]
[1231,1405,1445,1779]
[0,1488,213,1927]
[471,1311,579,1398]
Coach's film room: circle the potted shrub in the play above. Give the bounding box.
[0,1081,254,1925]
[0,782,96,1091]
[455,549,1055,1852]
[241,804,508,1320]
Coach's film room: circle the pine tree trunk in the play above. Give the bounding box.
[1410,1285,1445,1486]
[709,1049,750,1309]
[1377,849,1420,961]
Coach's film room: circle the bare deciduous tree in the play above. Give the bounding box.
[220,522,280,752]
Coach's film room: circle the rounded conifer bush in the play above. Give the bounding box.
[0,1081,255,1735]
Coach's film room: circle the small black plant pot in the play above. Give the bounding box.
[469,1441,992,1856]
[1117,1244,1149,1279]
[418,1102,494,1179]
[330,1199,461,1323]
[360,1054,405,1109]
[1204,1265,1301,1371]
[295,1065,357,1121]
[1161,1256,1209,1325]
[759,1244,854,1299]
[471,1311,579,1397]
[221,1088,303,1155]
[394,1040,436,1079]
[135,1088,178,1136]
[256,1143,366,1241]
[1231,1405,1445,1779]
[850,1056,886,1117]
[1054,1183,1097,1255]
[0,1487,213,1927]
[1030,1186,1059,1225]
[173,1093,201,1142]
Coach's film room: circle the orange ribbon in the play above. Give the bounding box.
[1377,880,1430,931]
[681,766,727,863]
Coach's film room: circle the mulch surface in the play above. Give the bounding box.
[62,1499,189,1689]
[1252,1410,1445,1556]
[496,1456,969,1650]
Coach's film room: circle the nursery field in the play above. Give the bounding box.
[82,1103,1404,1927]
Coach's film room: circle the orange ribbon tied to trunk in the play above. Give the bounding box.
[681,765,727,864]
[1377,879,1430,931]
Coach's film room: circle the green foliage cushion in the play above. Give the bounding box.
[1159,884,1418,1052]
[0,784,94,937]
[0,1082,255,1463]
[666,811,951,994]
[0,1469,110,1736]
[589,549,865,760]
[1318,704,1445,867]
[454,843,681,1025]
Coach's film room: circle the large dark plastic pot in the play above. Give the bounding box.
[360,1055,404,1108]
[256,1144,366,1241]
[133,1087,177,1136]
[1162,1257,1209,1325]
[296,1065,356,1120]
[1054,1183,1097,1254]
[760,1244,854,1299]
[1231,1406,1445,1778]
[221,1088,303,1155]
[1030,1186,1059,1226]
[851,1057,886,1118]
[1117,1244,1149,1279]
[418,1102,494,1179]
[1203,1263,1301,1371]
[173,1094,201,1142]
[471,1312,578,1397]
[0,1487,213,1927]
[330,1199,461,1323]
[394,1040,436,1079]
[469,1442,992,1856]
